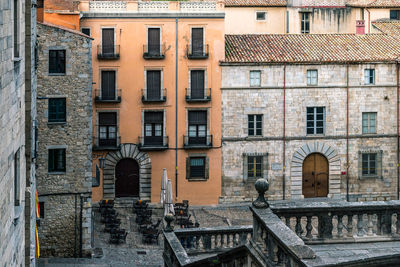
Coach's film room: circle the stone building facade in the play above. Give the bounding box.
[221,34,400,203]
[36,22,92,257]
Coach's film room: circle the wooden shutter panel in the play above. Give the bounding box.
[189,110,207,124]
[99,112,116,125]
[192,28,203,55]
[186,157,190,179]
[147,71,161,99]
[102,28,114,55]
[191,70,205,99]
[101,71,116,100]
[144,111,163,123]
[205,157,209,180]
[49,50,57,73]
[148,28,160,55]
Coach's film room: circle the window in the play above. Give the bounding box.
[362,112,377,134]
[248,115,262,136]
[144,111,164,146]
[37,0,44,8]
[101,71,116,100]
[13,0,19,58]
[301,12,310,34]
[98,112,117,147]
[49,50,66,74]
[250,71,261,87]
[48,148,66,172]
[39,202,45,218]
[147,28,161,56]
[390,10,400,20]
[146,70,162,100]
[362,153,377,176]
[359,150,382,179]
[14,149,20,206]
[48,98,66,123]
[307,107,325,134]
[256,11,266,21]
[191,28,204,56]
[81,28,91,36]
[102,28,115,56]
[248,156,263,178]
[188,111,207,145]
[307,70,318,86]
[190,70,205,99]
[364,69,375,85]
[186,156,208,180]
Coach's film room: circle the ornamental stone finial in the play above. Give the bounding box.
[252,178,269,209]
[164,213,174,232]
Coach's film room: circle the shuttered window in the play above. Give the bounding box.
[146,70,161,100]
[148,28,161,56]
[186,156,209,180]
[101,71,116,100]
[102,28,115,56]
[99,112,117,146]
[188,111,207,145]
[190,70,205,99]
[48,149,66,172]
[144,111,163,145]
[48,98,66,123]
[49,50,66,74]
[191,28,204,56]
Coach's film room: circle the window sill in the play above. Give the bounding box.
[362,133,377,135]
[48,122,67,125]
[48,73,66,76]
[48,171,66,175]
[306,134,325,137]
[13,57,23,62]
[187,177,208,182]
[359,175,382,179]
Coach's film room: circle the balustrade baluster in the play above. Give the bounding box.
[397,213,400,235]
[306,216,313,239]
[285,216,291,230]
[357,213,364,237]
[367,214,373,236]
[347,214,354,237]
[377,212,382,236]
[295,216,302,237]
[318,213,333,239]
[337,215,343,238]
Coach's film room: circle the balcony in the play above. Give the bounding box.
[93,136,120,151]
[94,89,121,103]
[187,44,209,59]
[141,88,166,103]
[97,45,120,60]
[143,44,165,60]
[138,136,168,151]
[185,88,211,102]
[183,135,212,149]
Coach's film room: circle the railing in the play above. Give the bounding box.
[183,135,212,148]
[138,1,169,11]
[179,1,217,11]
[138,136,168,151]
[97,45,120,59]
[94,89,121,103]
[143,44,166,59]
[89,1,127,12]
[187,44,209,59]
[271,200,400,244]
[141,88,167,103]
[185,88,211,102]
[93,136,120,150]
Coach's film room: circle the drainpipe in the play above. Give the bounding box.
[175,18,179,198]
[283,64,286,200]
[346,64,349,201]
[397,62,399,200]
[79,195,83,258]
[74,194,77,257]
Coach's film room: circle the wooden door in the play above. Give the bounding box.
[191,28,204,55]
[190,70,205,99]
[146,70,161,100]
[115,158,139,197]
[102,28,114,55]
[148,28,160,55]
[302,153,328,198]
[101,71,116,100]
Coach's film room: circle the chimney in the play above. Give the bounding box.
[356,20,365,34]
[37,0,44,23]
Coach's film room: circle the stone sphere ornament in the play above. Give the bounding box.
[252,178,270,209]
[164,213,175,232]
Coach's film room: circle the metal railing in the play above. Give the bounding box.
[187,44,209,59]
[138,136,168,150]
[143,44,166,59]
[183,135,212,148]
[185,88,211,102]
[141,88,166,103]
[92,136,120,150]
[97,45,120,59]
[94,89,121,103]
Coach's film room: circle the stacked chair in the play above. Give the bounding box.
[99,200,128,245]
[133,200,161,244]
[175,200,199,228]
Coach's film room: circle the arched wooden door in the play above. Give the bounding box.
[302,153,329,198]
[115,158,140,197]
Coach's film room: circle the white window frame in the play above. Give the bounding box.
[362,112,377,134]
[146,26,162,54]
[255,11,267,21]
[190,26,206,55]
[307,69,318,86]
[364,69,375,85]
[250,70,261,87]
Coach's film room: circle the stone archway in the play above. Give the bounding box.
[291,142,341,199]
[103,144,151,200]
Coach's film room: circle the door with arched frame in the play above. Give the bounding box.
[302,153,329,198]
[115,158,140,197]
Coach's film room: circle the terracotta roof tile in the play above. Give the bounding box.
[346,0,400,8]
[224,34,400,63]
[372,20,400,36]
[225,0,286,7]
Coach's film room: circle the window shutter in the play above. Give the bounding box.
[148,28,160,55]
[192,28,204,54]
[186,157,190,179]
[147,71,161,99]
[358,151,362,179]
[144,111,163,123]
[378,150,383,179]
[99,112,117,125]
[189,111,207,124]
[263,153,268,179]
[205,157,209,180]
[243,154,248,182]
[49,50,56,73]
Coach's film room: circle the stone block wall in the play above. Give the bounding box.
[221,63,399,203]
[36,23,92,257]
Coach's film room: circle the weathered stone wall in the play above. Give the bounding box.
[36,23,93,257]
[0,0,27,265]
[221,63,398,202]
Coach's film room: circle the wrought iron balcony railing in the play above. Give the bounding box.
[187,44,209,59]
[94,89,121,103]
[183,135,212,149]
[185,88,211,102]
[97,45,120,59]
[138,136,168,151]
[143,44,166,59]
[93,136,120,151]
[141,88,166,103]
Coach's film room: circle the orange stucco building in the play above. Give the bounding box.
[77,0,224,205]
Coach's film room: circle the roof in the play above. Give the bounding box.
[38,22,93,39]
[372,20,400,36]
[223,34,400,64]
[224,0,286,7]
[346,0,400,8]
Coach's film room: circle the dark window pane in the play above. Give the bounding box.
[48,98,66,123]
[48,148,66,172]
[190,157,205,178]
[81,28,90,36]
[49,50,66,74]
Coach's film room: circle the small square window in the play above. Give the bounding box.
[307,70,318,86]
[256,11,266,21]
[248,156,263,178]
[248,115,263,136]
[362,112,377,134]
[390,10,400,20]
[364,69,375,85]
[48,98,66,123]
[81,28,91,36]
[48,148,66,173]
[250,71,261,87]
[187,156,208,180]
[49,50,66,74]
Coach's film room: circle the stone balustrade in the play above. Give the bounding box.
[271,200,400,244]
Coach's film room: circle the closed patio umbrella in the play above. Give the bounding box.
[164,179,175,216]
[160,168,167,205]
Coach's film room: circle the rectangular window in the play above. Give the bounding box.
[102,28,115,56]
[248,115,262,136]
[390,10,400,20]
[307,70,318,86]
[49,50,66,74]
[39,202,45,218]
[190,70,205,99]
[191,28,204,56]
[13,0,19,58]
[250,71,261,87]
[256,11,266,21]
[146,70,162,100]
[14,149,20,206]
[148,28,161,56]
[362,112,377,134]
[144,111,164,145]
[307,107,325,134]
[48,148,66,172]
[190,157,205,178]
[188,111,207,145]
[48,98,66,123]
[362,153,377,176]
[364,69,375,85]
[301,12,310,34]
[101,70,116,100]
[248,156,263,178]
[81,28,91,36]
[99,112,117,147]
